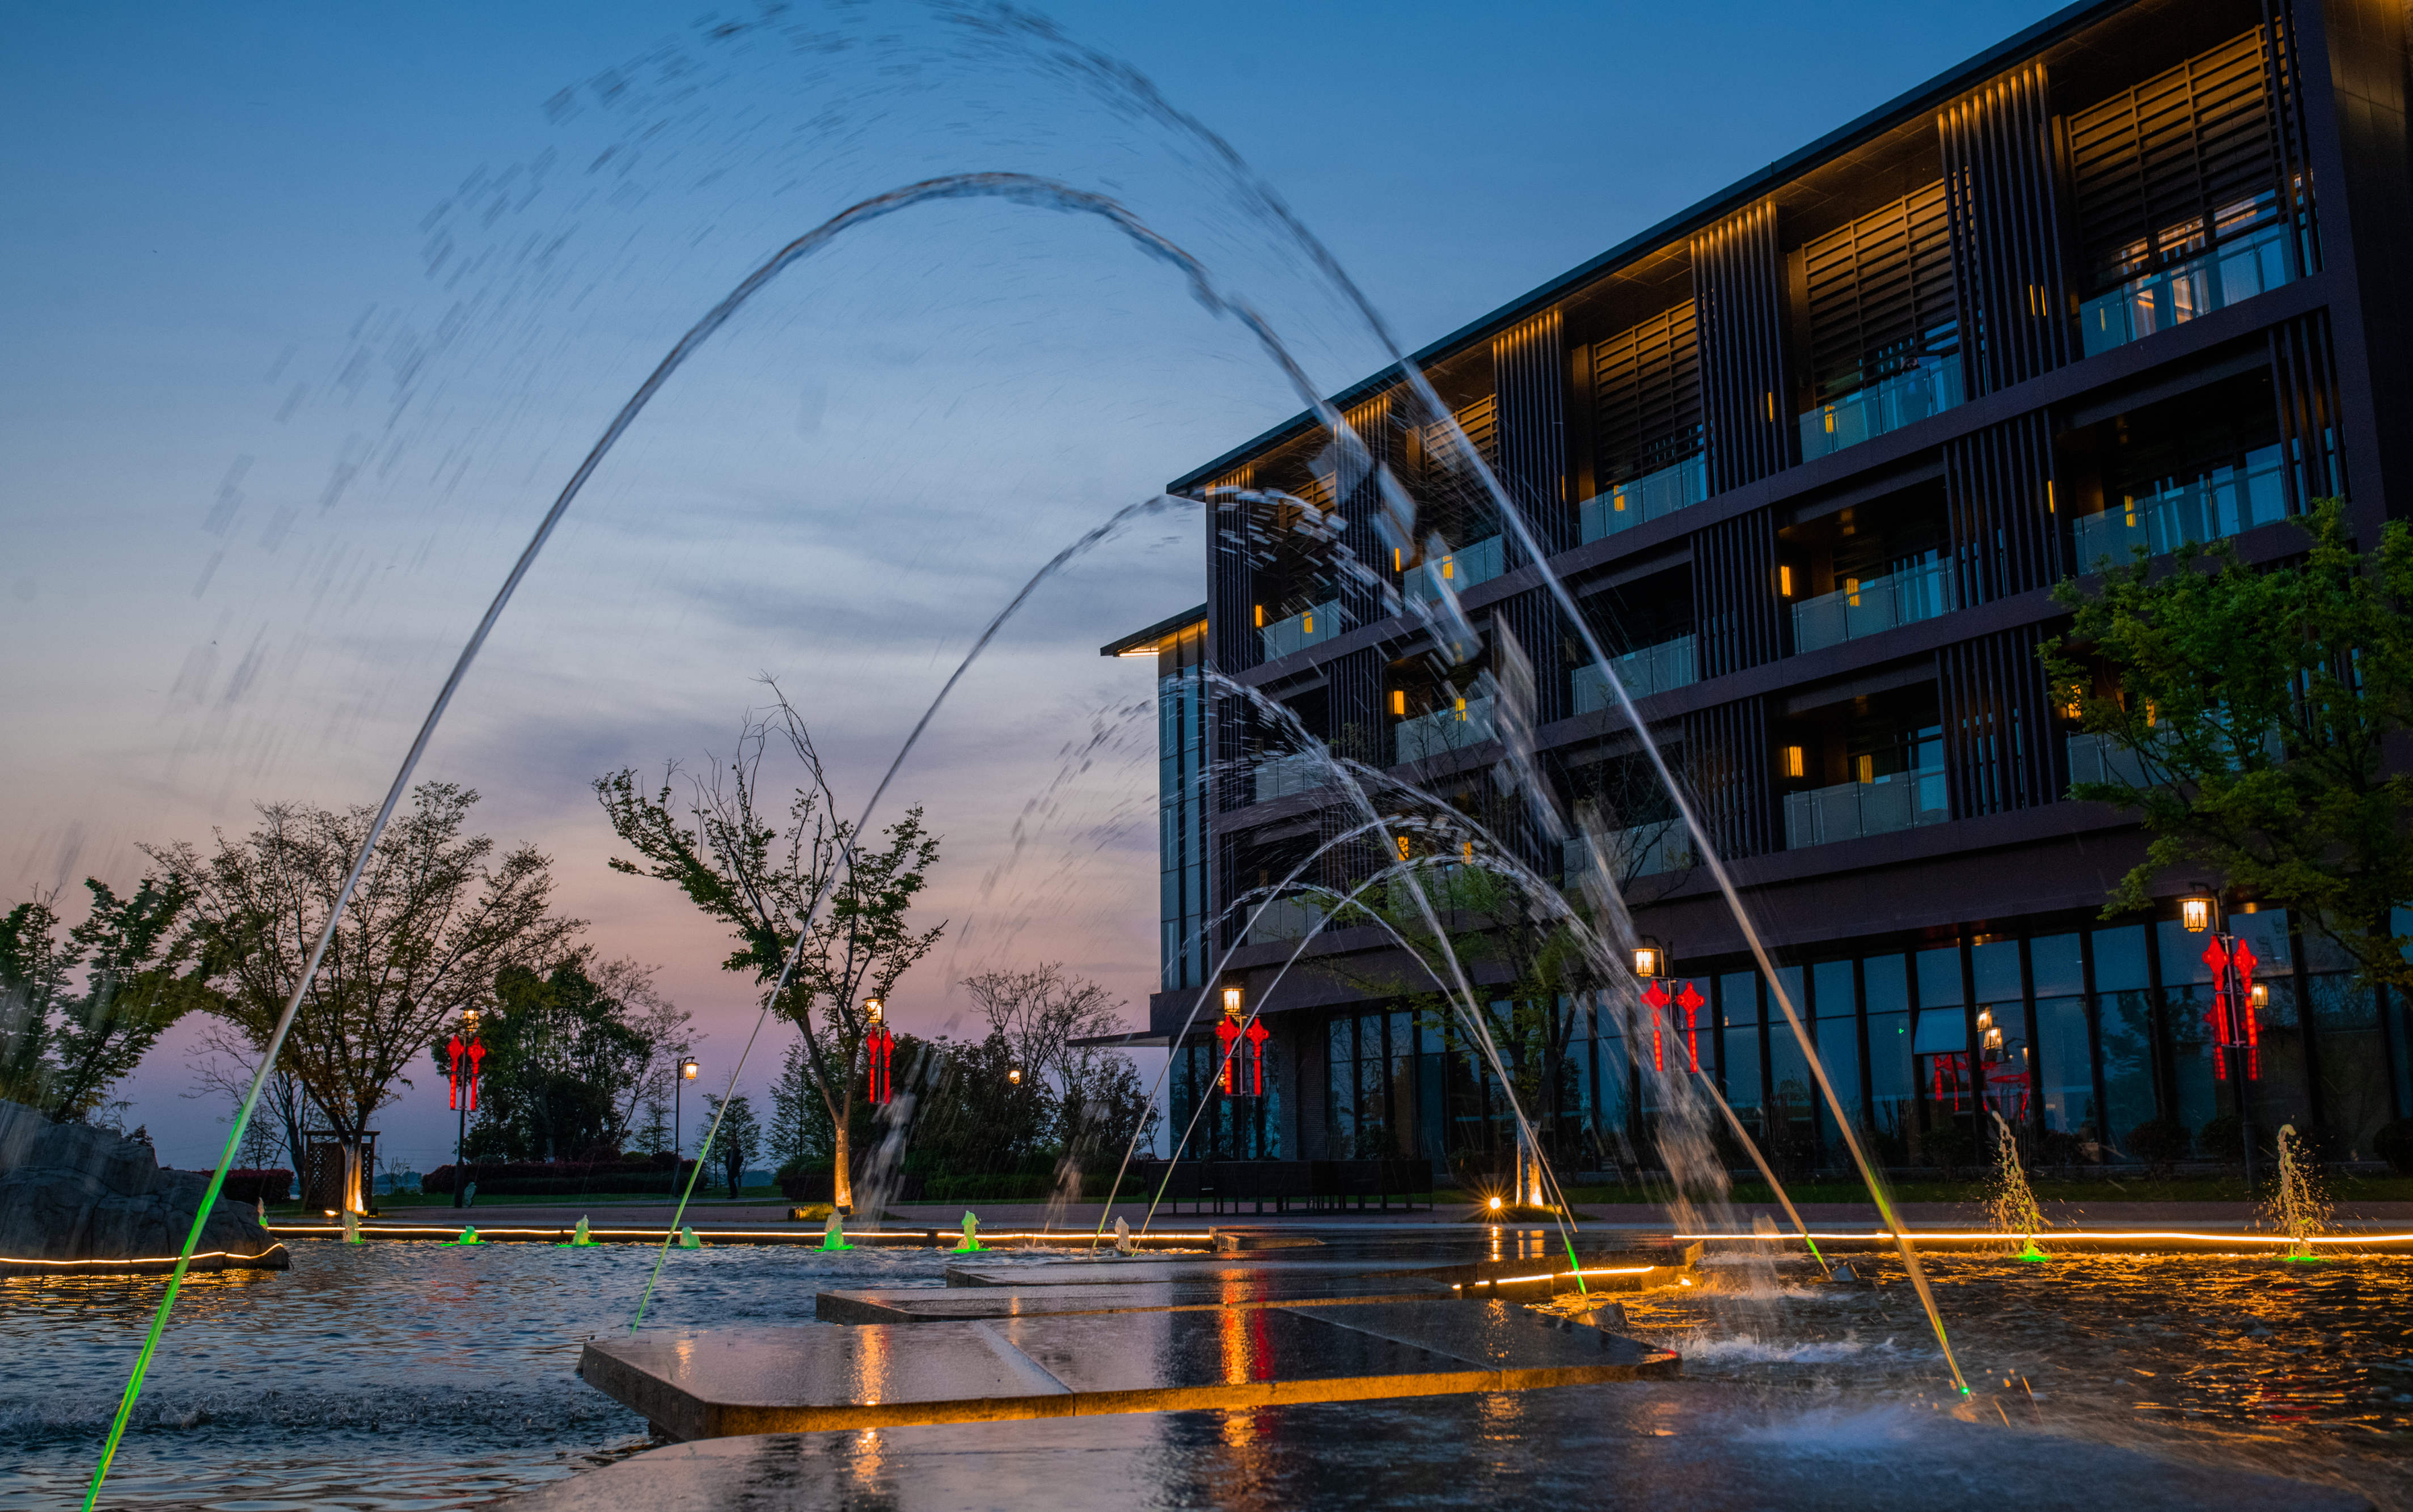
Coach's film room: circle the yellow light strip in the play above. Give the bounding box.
[0,1246,289,1268]
[1457,1265,1659,1289]
[1673,1230,2413,1246]
[263,1225,1217,1243]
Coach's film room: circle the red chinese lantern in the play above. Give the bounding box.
[1245,1017,1269,1096]
[1675,981,1705,1074]
[463,1037,486,1112]
[1216,1009,1241,1095]
[1640,980,1670,1072]
[866,1024,895,1105]
[446,1034,466,1110]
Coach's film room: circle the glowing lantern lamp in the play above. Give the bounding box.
[1632,942,1664,980]
[1008,1066,1024,1087]
[2180,893,2215,934]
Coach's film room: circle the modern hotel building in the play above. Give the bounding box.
[1106,0,2413,1180]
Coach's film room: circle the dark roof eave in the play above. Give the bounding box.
[1164,0,2131,494]
[1100,603,1209,657]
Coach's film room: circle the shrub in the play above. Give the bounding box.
[2373,1119,2413,1176]
[2125,1119,2190,1176]
[422,1158,696,1195]
[1920,1123,1977,1180]
[2198,1115,2245,1164]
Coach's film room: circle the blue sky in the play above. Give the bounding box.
[1,0,2067,1170]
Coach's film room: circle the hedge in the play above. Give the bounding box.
[423,1159,698,1196]
[217,1169,292,1204]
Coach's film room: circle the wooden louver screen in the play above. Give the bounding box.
[1422,394,1499,478]
[2065,27,2280,293]
[1593,301,1703,484]
[1801,181,1956,401]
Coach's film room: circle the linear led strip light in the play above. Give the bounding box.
[1455,1265,1673,1290]
[1674,1230,2413,1246]
[0,1247,290,1268]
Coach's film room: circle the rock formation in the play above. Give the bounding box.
[0,1100,288,1272]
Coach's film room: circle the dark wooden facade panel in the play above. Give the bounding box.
[2065,25,2289,292]
[1328,643,1387,771]
[1493,589,1568,731]
[2258,0,2321,276]
[1945,410,2063,607]
[1493,309,1571,563]
[1594,300,1704,485]
[1681,696,1774,859]
[1207,464,1260,676]
[1337,391,1397,629]
[1801,180,1956,401]
[1936,624,2065,820]
[2269,309,2345,511]
[1942,62,2073,395]
[1692,203,1796,492]
[1691,508,1783,679]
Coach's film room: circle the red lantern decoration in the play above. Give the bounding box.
[866,1024,896,1105]
[1216,1008,1241,1095]
[1675,981,1705,1074]
[2234,937,2260,1081]
[446,1034,466,1111]
[464,1038,486,1111]
[1640,980,1670,1072]
[1245,1016,1269,1096]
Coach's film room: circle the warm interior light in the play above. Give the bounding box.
[1389,689,1406,716]
[2180,895,2214,933]
[1301,612,1313,632]
[1461,840,1474,862]
[1855,753,1874,783]
[1117,646,1156,659]
[1844,577,1861,607]
[1253,604,1265,628]
[1396,836,1411,861]
[1779,565,1794,596]
[1782,745,1805,779]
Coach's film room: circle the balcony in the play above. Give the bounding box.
[1790,559,1955,654]
[1405,535,1505,605]
[1570,636,1697,714]
[2064,731,2150,791]
[1252,749,1332,804]
[1396,694,1495,765]
[1799,358,1964,462]
[1260,600,1344,661]
[1563,823,1693,883]
[1784,768,1948,849]
[2070,446,2286,567]
[2079,221,2292,359]
[1578,455,1709,543]
[1246,896,1322,946]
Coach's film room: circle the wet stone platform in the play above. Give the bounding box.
[508,1380,2372,1511]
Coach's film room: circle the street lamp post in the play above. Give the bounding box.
[2180,887,2260,1189]
[450,1008,480,1210]
[675,1056,700,1168]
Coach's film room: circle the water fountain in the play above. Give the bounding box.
[1987,1111,2049,1263]
[2266,1124,2331,1262]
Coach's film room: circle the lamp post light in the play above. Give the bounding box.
[2179,887,2260,1187]
[1007,1065,1024,1087]
[675,1056,699,1166]
[1631,939,1666,981]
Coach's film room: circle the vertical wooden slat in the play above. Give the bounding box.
[2258,0,2321,277]
[1594,300,1704,484]
[1337,391,1395,630]
[1691,509,1782,677]
[2268,310,2345,511]
[1692,203,1794,492]
[1945,411,2061,606]
[1942,62,2072,395]
[1801,181,1956,402]
[1937,625,2063,819]
[1681,697,1774,858]
[1493,309,1570,564]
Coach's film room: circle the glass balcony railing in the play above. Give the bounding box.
[1252,750,1329,804]
[1799,357,1964,461]
[2070,445,2287,568]
[1570,635,1697,713]
[1405,534,1505,604]
[2080,221,2292,358]
[1395,694,1495,765]
[1790,559,1955,654]
[1562,823,1693,883]
[1260,599,1343,661]
[2064,731,2150,791]
[1246,896,1322,946]
[1784,768,1948,849]
[1578,454,1709,543]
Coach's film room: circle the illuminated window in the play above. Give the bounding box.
[1782,745,1805,778]
[1461,841,1474,862]
[1844,577,1860,607]
[1856,753,1874,783]
[1778,565,1794,597]
[1396,836,1411,861]
[2045,479,2056,515]
[1440,556,1455,580]
[1301,611,1313,633]
[1253,604,1265,628]
[1452,696,1468,719]
[1392,547,1404,572]
[1389,689,1406,716]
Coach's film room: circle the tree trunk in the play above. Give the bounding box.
[833,1104,853,1213]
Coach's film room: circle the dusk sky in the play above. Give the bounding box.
[2,0,2064,1172]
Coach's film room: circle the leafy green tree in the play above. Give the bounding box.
[151,783,579,1205]
[454,959,650,1162]
[1,876,215,1121]
[906,1031,1056,1178]
[2044,499,2413,991]
[596,695,944,1210]
[700,1091,762,1197]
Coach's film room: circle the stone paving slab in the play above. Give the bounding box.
[578,1301,1676,1440]
[501,1380,2373,1510]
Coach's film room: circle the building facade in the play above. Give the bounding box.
[1109,0,2413,1180]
